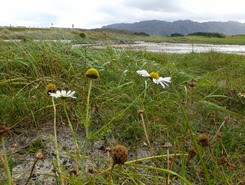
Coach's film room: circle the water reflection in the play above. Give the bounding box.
[3,39,245,55]
[85,41,245,55]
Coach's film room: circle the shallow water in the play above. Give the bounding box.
[75,41,245,55]
[3,39,245,54]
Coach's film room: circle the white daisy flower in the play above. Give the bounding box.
[137,69,171,88]
[49,90,76,99]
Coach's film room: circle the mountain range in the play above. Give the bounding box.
[102,20,245,36]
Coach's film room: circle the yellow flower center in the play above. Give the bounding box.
[85,68,99,79]
[45,83,57,93]
[150,72,160,79]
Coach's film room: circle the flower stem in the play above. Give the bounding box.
[52,97,64,185]
[143,80,148,100]
[25,159,38,185]
[85,79,93,138]
[139,112,152,150]
[82,79,93,170]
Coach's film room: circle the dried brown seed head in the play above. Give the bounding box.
[188,80,196,88]
[110,145,128,165]
[0,125,10,137]
[35,151,44,160]
[137,109,144,115]
[198,134,209,147]
[162,141,172,149]
[188,148,197,159]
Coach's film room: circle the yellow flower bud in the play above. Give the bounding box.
[198,134,209,147]
[45,83,57,93]
[85,68,99,79]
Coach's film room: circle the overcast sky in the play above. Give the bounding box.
[0,0,244,29]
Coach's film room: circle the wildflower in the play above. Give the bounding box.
[198,134,209,147]
[45,83,57,94]
[109,145,128,165]
[238,93,245,98]
[0,125,9,137]
[136,69,171,88]
[49,90,76,99]
[85,68,99,79]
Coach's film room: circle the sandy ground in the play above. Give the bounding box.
[1,122,151,184]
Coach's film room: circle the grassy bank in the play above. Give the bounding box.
[1,27,245,45]
[0,41,244,184]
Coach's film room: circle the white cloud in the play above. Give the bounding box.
[0,0,244,28]
[123,0,183,12]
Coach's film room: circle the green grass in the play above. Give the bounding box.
[0,40,244,184]
[168,35,245,45]
[1,27,245,45]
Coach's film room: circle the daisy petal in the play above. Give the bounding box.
[56,90,61,96]
[159,81,166,88]
[49,89,77,99]
[152,78,159,84]
[136,70,150,77]
[69,91,76,97]
[49,92,57,98]
[159,77,171,83]
[69,91,77,98]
